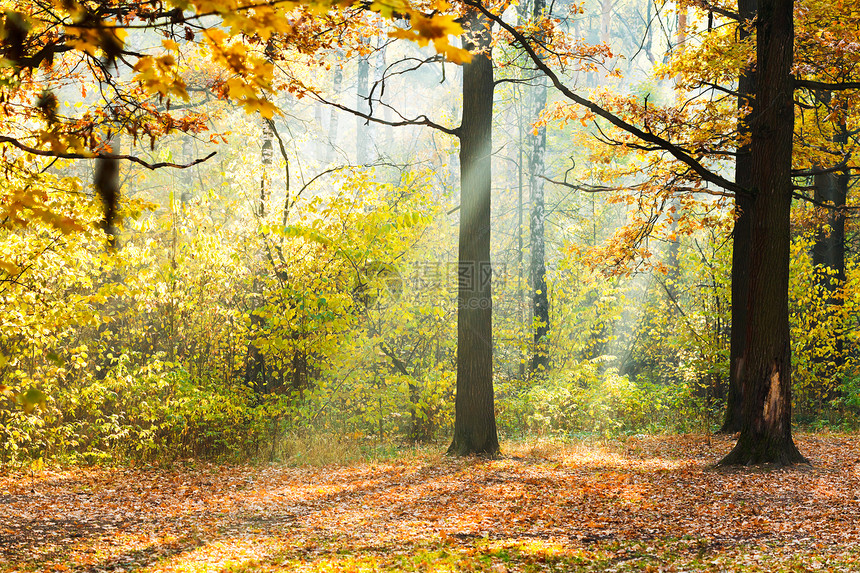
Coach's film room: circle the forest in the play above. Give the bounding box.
[2,0,860,570]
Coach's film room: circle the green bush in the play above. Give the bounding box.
[0,353,293,464]
[498,359,704,437]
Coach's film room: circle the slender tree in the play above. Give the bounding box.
[326,55,344,165]
[356,40,372,165]
[529,0,550,373]
[244,114,276,394]
[811,92,848,395]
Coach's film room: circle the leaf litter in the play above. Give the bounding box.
[2,433,860,572]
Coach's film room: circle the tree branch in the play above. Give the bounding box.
[540,175,736,199]
[791,190,860,211]
[688,0,740,21]
[795,78,860,91]
[0,136,216,170]
[466,0,743,195]
[311,93,459,136]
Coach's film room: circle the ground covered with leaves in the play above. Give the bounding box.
[3,434,860,572]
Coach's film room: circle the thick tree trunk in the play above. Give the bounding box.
[719,0,806,466]
[529,0,549,374]
[722,188,752,433]
[721,0,756,434]
[448,10,499,457]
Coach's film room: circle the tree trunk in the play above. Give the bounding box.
[812,171,847,291]
[180,136,194,205]
[515,0,529,380]
[600,0,611,49]
[811,101,847,394]
[356,43,371,165]
[719,0,806,466]
[664,6,685,297]
[326,58,343,165]
[259,118,274,217]
[447,10,499,457]
[721,0,756,434]
[529,0,549,374]
[245,115,275,394]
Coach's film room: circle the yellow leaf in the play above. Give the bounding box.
[0,259,19,275]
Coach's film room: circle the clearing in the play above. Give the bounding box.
[3,434,860,572]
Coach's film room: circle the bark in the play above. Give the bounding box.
[245,114,275,394]
[644,0,655,64]
[94,152,119,250]
[529,0,549,374]
[663,6,686,360]
[515,0,529,380]
[600,0,611,48]
[664,7,685,298]
[259,118,274,217]
[326,59,343,165]
[721,0,756,434]
[517,137,526,380]
[180,136,193,205]
[314,104,325,161]
[93,131,121,378]
[447,10,499,457]
[812,170,847,290]
[356,43,371,165]
[719,0,806,466]
[587,0,612,87]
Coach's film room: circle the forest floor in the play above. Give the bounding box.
[2,433,860,572]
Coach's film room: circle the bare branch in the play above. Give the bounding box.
[310,93,459,136]
[0,135,216,170]
[540,175,736,199]
[795,78,860,92]
[466,0,744,195]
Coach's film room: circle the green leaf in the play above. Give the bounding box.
[19,387,47,413]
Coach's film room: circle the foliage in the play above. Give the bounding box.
[2,0,860,469]
[498,358,703,437]
[0,160,464,462]
[789,232,860,422]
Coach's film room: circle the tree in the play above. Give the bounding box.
[301,1,503,456]
[476,0,812,464]
[810,108,848,394]
[447,9,499,456]
[721,0,757,434]
[356,39,372,164]
[718,0,806,465]
[528,0,550,374]
[0,0,466,231]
